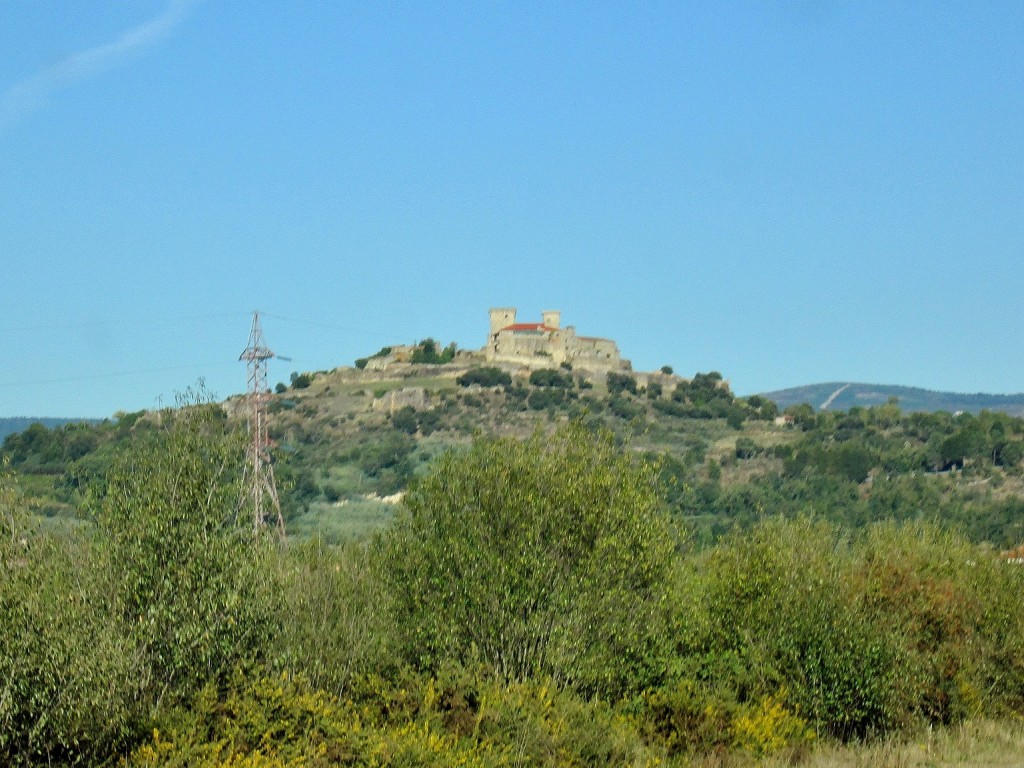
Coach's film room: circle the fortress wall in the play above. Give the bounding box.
[489,308,517,337]
[484,308,627,371]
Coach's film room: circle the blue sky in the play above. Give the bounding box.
[1,1,1022,417]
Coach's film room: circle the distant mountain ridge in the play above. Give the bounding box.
[760,382,1024,417]
[0,417,98,443]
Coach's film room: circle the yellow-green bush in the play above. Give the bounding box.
[731,691,815,756]
[631,678,736,756]
[92,401,282,707]
[0,534,142,766]
[125,668,662,768]
[126,671,361,767]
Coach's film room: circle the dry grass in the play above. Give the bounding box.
[677,720,1024,768]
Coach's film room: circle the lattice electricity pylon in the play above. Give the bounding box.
[239,310,285,537]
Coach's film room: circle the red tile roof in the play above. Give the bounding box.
[501,323,555,332]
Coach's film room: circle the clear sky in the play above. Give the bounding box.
[1,1,1022,418]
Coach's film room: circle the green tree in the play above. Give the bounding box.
[390,405,419,435]
[410,338,456,364]
[1,460,140,765]
[457,367,512,388]
[831,442,875,484]
[92,394,280,705]
[726,406,746,430]
[529,368,574,388]
[377,423,678,697]
[291,372,314,389]
[607,371,638,396]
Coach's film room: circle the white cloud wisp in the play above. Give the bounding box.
[0,0,198,134]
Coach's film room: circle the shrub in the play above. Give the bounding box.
[607,371,637,396]
[853,522,1024,722]
[456,367,512,388]
[354,432,415,481]
[474,678,658,767]
[376,423,678,698]
[726,405,746,430]
[735,436,759,460]
[418,409,443,436]
[527,388,565,410]
[0,531,141,765]
[277,542,391,698]
[731,692,815,756]
[391,405,419,434]
[635,678,735,756]
[411,339,456,365]
[608,394,645,421]
[91,397,281,706]
[529,368,573,388]
[126,671,356,767]
[679,518,905,741]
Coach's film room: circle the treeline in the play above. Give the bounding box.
[452,366,777,426]
[354,338,457,370]
[8,371,1024,552]
[3,418,1024,765]
[666,402,1024,547]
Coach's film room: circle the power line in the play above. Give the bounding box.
[260,311,400,343]
[0,361,236,389]
[0,309,453,392]
[0,311,248,335]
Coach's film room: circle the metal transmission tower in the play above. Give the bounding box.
[239,310,285,537]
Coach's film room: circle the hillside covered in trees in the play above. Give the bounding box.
[6,349,1024,549]
[4,352,1024,765]
[761,381,1024,417]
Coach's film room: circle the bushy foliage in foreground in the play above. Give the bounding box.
[3,423,1024,765]
[670,519,1024,744]
[91,401,281,705]
[0,516,139,764]
[124,669,663,768]
[1,398,280,766]
[376,424,678,698]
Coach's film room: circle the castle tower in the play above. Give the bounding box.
[541,310,561,330]
[489,307,517,337]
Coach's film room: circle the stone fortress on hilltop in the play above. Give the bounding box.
[484,308,629,371]
[357,307,631,375]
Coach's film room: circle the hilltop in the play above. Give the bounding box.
[0,417,98,443]
[762,382,1024,416]
[5,336,1024,549]
[221,343,1024,547]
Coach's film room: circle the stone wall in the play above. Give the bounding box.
[371,387,428,415]
[484,308,629,371]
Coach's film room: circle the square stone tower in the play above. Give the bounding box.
[489,307,517,337]
[541,310,561,329]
